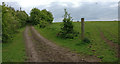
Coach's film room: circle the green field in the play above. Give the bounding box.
[35,21,118,62]
[93,21,118,44]
[2,28,26,62]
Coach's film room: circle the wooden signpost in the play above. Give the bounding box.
[81,18,84,40]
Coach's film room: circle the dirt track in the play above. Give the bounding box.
[24,26,101,62]
[100,31,119,57]
[100,31,118,51]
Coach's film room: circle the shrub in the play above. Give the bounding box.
[83,37,90,43]
[97,56,104,59]
[57,9,78,39]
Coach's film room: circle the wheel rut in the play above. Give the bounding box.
[24,26,101,62]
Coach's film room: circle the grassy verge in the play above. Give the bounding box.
[2,27,26,62]
[35,21,118,62]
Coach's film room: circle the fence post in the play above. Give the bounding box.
[81,18,84,40]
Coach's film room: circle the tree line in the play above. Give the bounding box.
[2,3,54,43]
[2,3,28,43]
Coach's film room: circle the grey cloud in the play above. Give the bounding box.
[46,2,118,21]
[5,2,118,21]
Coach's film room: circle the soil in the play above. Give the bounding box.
[23,26,101,62]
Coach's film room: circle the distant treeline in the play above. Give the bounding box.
[2,2,28,43]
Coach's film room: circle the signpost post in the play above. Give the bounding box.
[81,18,84,40]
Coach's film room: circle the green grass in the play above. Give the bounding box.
[0,43,2,63]
[2,27,26,62]
[35,21,118,62]
[97,22,118,44]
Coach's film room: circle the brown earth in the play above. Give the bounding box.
[23,26,101,62]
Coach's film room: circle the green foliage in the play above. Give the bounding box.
[39,20,49,28]
[30,8,54,28]
[83,37,90,43]
[2,3,28,43]
[3,28,26,62]
[16,10,28,27]
[58,9,78,39]
[0,5,2,42]
[30,8,41,25]
[41,9,54,23]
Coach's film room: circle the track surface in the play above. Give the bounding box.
[24,26,101,62]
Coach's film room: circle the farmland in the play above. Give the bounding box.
[35,21,118,62]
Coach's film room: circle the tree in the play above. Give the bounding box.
[41,9,54,23]
[30,8,41,25]
[16,10,28,27]
[2,3,28,43]
[57,9,78,39]
[30,8,54,28]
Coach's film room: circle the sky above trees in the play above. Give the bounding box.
[0,0,119,22]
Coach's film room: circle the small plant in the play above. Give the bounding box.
[97,56,104,59]
[83,37,90,43]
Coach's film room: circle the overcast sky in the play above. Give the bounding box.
[0,0,119,22]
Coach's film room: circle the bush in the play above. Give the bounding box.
[57,9,78,39]
[83,37,90,43]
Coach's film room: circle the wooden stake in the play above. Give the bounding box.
[81,18,84,40]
